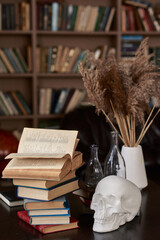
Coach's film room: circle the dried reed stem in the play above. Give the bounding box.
[101,109,126,145]
[135,105,156,146]
[135,107,160,146]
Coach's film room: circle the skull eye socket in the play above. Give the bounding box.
[91,193,102,210]
[106,195,118,205]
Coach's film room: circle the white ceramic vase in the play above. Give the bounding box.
[121,145,148,189]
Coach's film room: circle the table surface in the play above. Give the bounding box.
[0,179,160,240]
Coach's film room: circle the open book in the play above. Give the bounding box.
[3,127,81,180]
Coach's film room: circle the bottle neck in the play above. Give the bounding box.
[110,131,119,149]
[90,145,99,161]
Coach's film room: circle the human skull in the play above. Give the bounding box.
[90,175,142,233]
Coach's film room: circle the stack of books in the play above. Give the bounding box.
[2,127,83,234]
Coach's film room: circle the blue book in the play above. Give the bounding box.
[23,195,69,210]
[28,196,70,217]
[51,2,59,31]
[17,177,79,201]
[121,35,143,41]
[54,89,70,114]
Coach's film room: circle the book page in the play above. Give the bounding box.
[5,158,67,170]
[11,128,78,159]
[5,153,70,159]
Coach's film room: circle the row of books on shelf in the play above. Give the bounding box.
[37,44,115,73]
[37,2,115,32]
[121,35,143,57]
[121,35,160,67]
[0,2,30,31]
[122,1,160,31]
[0,47,30,73]
[0,90,31,116]
[38,88,86,115]
[2,128,83,233]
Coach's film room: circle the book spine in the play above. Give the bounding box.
[51,2,59,31]
[15,91,32,114]
[0,91,14,115]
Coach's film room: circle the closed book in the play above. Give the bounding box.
[61,48,75,72]
[44,88,52,114]
[105,7,116,32]
[55,45,63,72]
[54,89,69,114]
[61,88,75,113]
[17,178,79,201]
[85,6,99,31]
[15,91,31,115]
[70,5,78,31]
[17,210,79,234]
[0,49,15,73]
[0,190,24,207]
[50,89,61,114]
[43,4,49,30]
[137,7,148,31]
[3,48,20,72]
[66,4,74,30]
[59,46,70,72]
[123,0,150,8]
[31,214,69,225]
[0,91,14,115]
[94,6,106,31]
[51,2,59,31]
[13,48,28,72]
[74,5,85,31]
[28,199,70,216]
[78,5,91,31]
[0,96,10,115]
[38,88,46,114]
[99,7,111,31]
[23,195,68,210]
[66,47,81,72]
[148,7,160,31]
[9,48,24,72]
[65,89,80,114]
[0,57,8,73]
[13,170,77,190]
[72,50,87,73]
[61,4,68,30]
[28,208,70,217]
[50,46,58,72]
[8,91,27,115]
[4,92,19,115]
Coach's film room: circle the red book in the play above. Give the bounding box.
[17,210,79,234]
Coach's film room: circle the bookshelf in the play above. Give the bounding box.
[0,0,160,132]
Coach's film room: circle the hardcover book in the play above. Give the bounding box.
[17,210,79,234]
[17,178,79,201]
[0,190,24,207]
[13,169,78,189]
[23,195,68,210]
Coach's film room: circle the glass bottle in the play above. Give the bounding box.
[104,131,126,178]
[84,144,103,192]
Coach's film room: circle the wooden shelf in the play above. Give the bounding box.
[36,30,118,36]
[0,30,32,35]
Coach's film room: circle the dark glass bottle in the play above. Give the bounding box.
[84,144,103,192]
[104,131,126,178]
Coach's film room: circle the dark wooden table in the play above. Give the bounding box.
[0,178,160,240]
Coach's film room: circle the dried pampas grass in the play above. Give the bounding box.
[79,38,160,147]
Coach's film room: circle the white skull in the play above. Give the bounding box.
[90,175,142,233]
